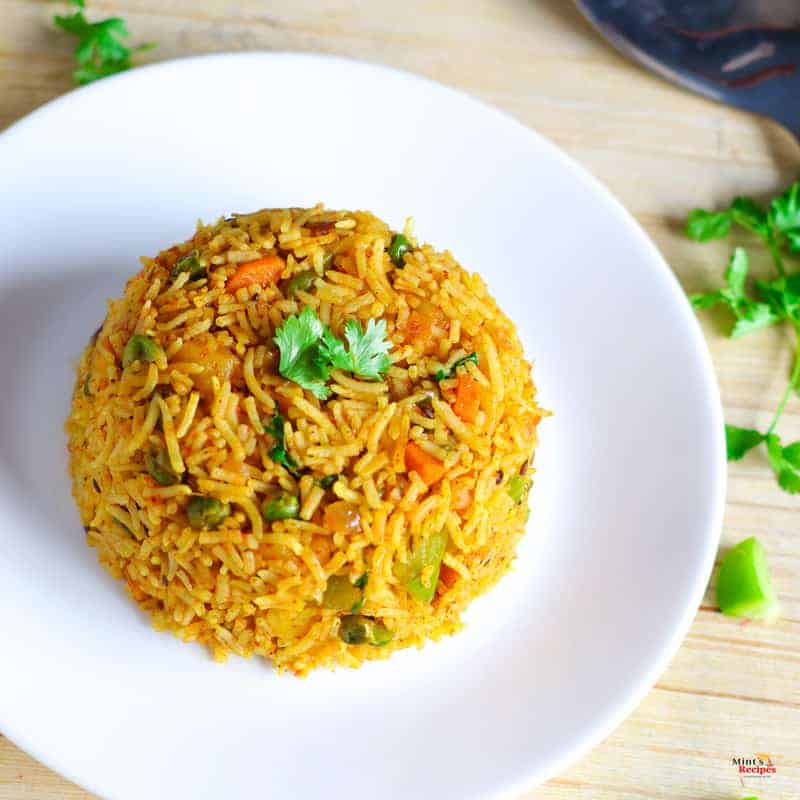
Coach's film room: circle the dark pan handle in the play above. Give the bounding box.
[576,0,800,140]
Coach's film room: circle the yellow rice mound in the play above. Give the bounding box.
[66,206,544,675]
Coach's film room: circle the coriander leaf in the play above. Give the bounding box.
[725,425,764,461]
[778,468,800,493]
[781,441,800,469]
[731,196,769,237]
[686,209,731,242]
[756,273,800,322]
[731,302,781,338]
[354,572,369,590]
[316,474,339,489]
[342,318,392,379]
[694,249,781,337]
[766,433,784,472]
[690,291,723,310]
[265,414,300,475]
[769,181,800,251]
[275,307,393,396]
[765,433,800,494]
[274,306,331,399]
[319,326,352,372]
[435,352,479,381]
[54,7,155,86]
[723,247,748,300]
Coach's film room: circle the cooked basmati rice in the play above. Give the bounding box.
[66,206,544,675]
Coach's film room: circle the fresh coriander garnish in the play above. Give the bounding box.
[434,352,478,381]
[688,179,800,493]
[54,0,156,86]
[273,307,393,399]
[265,414,300,476]
[690,249,781,338]
[323,319,393,380]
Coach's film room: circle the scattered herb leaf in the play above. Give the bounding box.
[434,352,479,381]
[354,572,369,590]
[316,474,339,489]
[725,425,764,461]
[265,414,300,475]
[688,179,800,493]
[54,1,156,86]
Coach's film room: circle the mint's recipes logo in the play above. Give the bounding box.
[732,753,778,780]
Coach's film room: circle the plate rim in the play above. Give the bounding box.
[0,50,727,800]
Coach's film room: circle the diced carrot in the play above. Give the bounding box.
[405,441,446,486]
[226,255,285,292]
[439,564,460,589]
[452,373,480,423]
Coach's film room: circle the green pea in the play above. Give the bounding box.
[507,474,531,504]
[122,334,163,369]
[388,233,411,267]
[145,448,180,486]
[322,574,363,612]
[187,496,231,530]
[284,269,317,297]
[171,250,206,281]
[338,614,393,646]
[261,490,300,521]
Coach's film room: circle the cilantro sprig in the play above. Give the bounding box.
[274,307,392,400]
[54,0,156,86]
[689,179,800,493]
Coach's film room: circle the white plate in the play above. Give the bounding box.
[0,53,725,800]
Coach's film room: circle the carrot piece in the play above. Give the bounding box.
[452,373,480,423]
[226,255,285,292]
[439,564,460,589]
[405,441,446,486]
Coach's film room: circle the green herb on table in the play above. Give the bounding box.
[688,180,800,493]
[274,306,393,399]
[717,537,779,622]
[54,0,156,86]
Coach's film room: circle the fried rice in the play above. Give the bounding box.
[65,206,544,675]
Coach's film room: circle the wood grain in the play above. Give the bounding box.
[1,0,798,797]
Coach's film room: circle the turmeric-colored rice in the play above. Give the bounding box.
[66,206,544,675]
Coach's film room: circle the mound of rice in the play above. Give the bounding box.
[66,206,544,675]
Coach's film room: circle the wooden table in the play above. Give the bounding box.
[2,1,798,797]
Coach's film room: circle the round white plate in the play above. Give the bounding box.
[0,53,725,800]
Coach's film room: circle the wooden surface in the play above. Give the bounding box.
[1,1,799,798]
